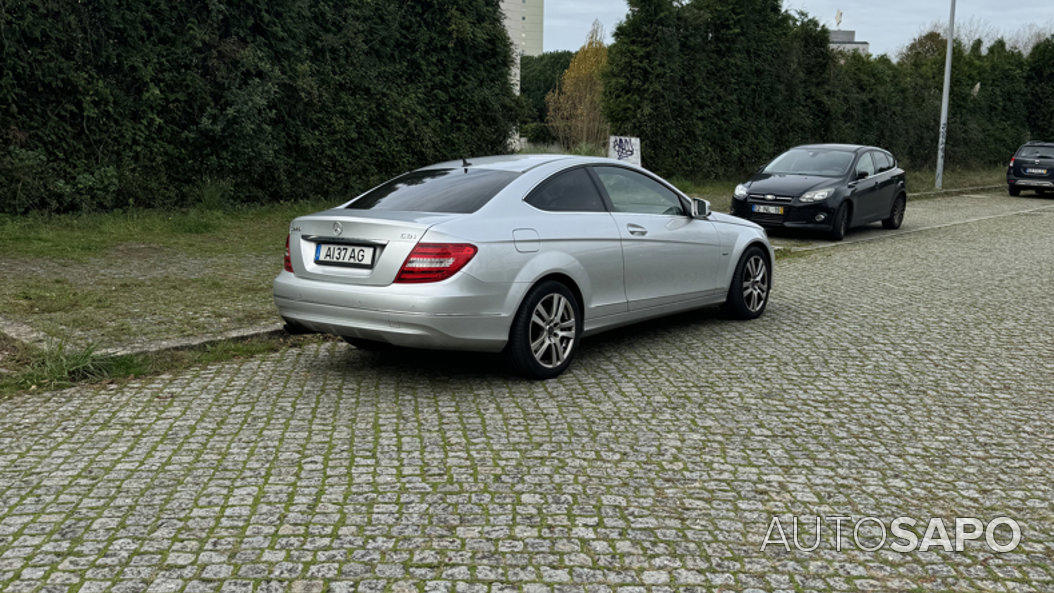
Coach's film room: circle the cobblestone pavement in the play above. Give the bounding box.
[1,211,1052,592]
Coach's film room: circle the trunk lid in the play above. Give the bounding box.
[289,208,457,286]
[1014,149,1054,179]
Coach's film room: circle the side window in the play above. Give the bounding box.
[872,151,892,172]
[592,166,685,215]
[855,153,876,178]
[525,168,606,212]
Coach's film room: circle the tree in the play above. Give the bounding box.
[520,51,574,124]
[1026,36,1054,140]
[603,0,683,172]
[546,22,609,150]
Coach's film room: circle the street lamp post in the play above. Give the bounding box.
[935,0,957,190]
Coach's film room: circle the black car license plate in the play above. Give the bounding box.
[752,204,784,215]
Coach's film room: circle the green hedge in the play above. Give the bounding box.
[604,0,1044,178]
[1027,36,1054,141]
[1,1,518,214]
[519,51,574,125]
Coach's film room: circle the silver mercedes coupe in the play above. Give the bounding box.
[274,155,773,378]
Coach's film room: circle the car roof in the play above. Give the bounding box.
[1021,141,1054,147]
[423,154,570,173]
[421,154,637,173]
[793,143,886,153]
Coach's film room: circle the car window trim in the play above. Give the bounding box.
[587,164,691,217]
[522,164,612,214]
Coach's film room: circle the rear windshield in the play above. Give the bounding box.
[763,149,855,177]
[1017,145,1054,158]
[346,168,520,213]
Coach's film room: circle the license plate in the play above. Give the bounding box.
[1025,168,1048,175]
[315,243,375,267]
[752,204,784,215]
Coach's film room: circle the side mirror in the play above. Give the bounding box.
[856,170,869,180]
[690,198,711,218]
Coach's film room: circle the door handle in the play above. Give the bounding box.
[627,224,647,236]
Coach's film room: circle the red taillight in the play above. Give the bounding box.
[283,235,293,272]
[395,243,477,283]
[1009,157,1015,168]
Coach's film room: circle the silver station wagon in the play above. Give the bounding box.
[275,155,774,378]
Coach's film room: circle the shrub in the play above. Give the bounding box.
[0,1,518,214]
[520,51,574,124]
[1026,36,1054,140]
[521,122,555,144]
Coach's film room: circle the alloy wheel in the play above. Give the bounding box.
[529,293,576,368]
[893,200,905,226]
[741,255,769,313]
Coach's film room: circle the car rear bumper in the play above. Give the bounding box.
[1007,176,1054,188]
[273,271,513,352]
[730,199,836,230]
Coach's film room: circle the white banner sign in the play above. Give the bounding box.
[608,136,641,166]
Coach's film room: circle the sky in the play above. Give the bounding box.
[544,1,1054,57]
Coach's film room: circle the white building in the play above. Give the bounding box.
[829,30,870,55]
[501,0,544,57]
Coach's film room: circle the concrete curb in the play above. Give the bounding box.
[0,317,51,348]
[0,317,287,359]
[96,323,286,357]
[909,184,1003,199]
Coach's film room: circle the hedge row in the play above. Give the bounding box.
[0,1,518,214]
[603,0,1052,178]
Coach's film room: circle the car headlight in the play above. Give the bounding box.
[734,184,748,199]
[799,188,834,202]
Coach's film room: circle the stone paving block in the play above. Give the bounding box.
[0,211,1051,591]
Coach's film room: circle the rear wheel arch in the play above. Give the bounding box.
[505,276,584,379]
[523,273,584,323]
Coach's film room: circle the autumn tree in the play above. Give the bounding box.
[546,22,610,150]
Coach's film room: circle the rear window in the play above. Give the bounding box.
[1017,145,1054,158]
[346,168,520,213]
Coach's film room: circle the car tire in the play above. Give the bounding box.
[882,195,906,229]
[724,246,770,320]
[343,337,394,352]
[828,203,849,241]
[1008,185,1020,197]
[505,280,580,379]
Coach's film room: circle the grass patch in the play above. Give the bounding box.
[0,331,327,399]
[0,198,332,261]
[0,165,1006,353]
[906,166,1004,194]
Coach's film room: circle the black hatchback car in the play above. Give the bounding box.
[730,144,907,240]
[1007,141,1054,196]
